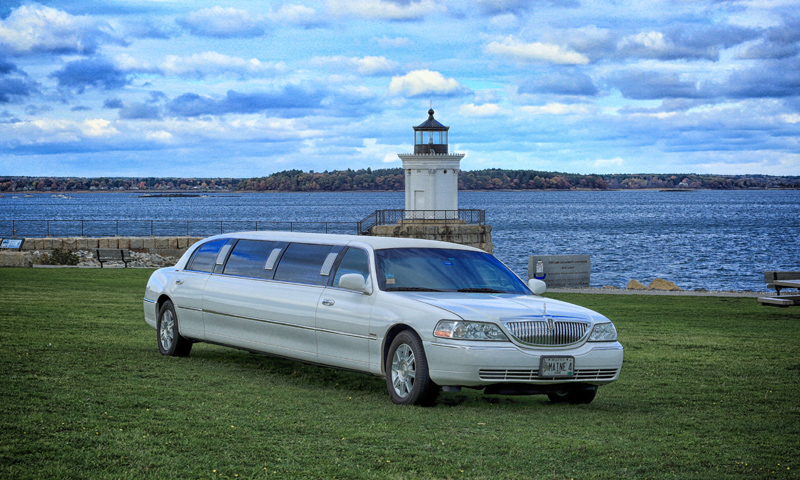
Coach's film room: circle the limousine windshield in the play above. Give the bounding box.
[375,248,530,294]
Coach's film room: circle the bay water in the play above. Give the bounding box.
[3,189,798,292]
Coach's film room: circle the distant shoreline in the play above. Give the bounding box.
[3,187,798,195]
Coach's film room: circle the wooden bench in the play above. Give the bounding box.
[95,249,132,268]
[758,271,800,307]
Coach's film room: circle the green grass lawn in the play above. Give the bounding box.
[1,268,798,479]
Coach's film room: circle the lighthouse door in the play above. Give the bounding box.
[414,190,425,211]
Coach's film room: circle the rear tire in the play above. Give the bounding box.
[385,330,438,406]
[157,300,192,357]
[547,385,598,404]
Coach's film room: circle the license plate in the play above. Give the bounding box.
[539,356,574,378]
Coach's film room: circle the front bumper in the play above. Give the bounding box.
[426,340,623,387]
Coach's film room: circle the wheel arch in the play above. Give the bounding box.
[381,323,419,375]
[156,294,173,313]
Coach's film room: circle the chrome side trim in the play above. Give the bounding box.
[143,297,156,304]
[176,305,203,312]
[203,309,377,340]
[316,327,374,341]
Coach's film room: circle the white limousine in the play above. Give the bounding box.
[144,232,623,405]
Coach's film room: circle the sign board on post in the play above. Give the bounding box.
[528,255,590,288]
[1,238,24,251]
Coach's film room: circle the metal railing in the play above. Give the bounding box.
[1,219,360,238]
[358,209,485,235]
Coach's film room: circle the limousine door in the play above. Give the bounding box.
[202,275,321,362]
[315,247,375,370]
[201,240,322,362]
[171,238,232,339]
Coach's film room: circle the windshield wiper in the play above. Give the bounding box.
[456,287,506,293]
[385,287,443,292]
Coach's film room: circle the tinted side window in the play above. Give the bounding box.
[223,240,276,278]
[274,243,334,285]
[187,239,228,273]
[333,248,370,287]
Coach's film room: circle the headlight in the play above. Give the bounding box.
[434,320,508,341]
[588,322,618,342]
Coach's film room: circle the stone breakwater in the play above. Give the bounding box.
[0,237,203,268]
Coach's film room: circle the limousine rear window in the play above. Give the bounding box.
[186,239,228,273]
[273,243,336,286]
[223,240,278,279]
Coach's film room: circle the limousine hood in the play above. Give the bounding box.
[401,292,607,324]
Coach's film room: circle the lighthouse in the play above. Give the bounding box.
[359,108,492,253]
[397,108,465,214]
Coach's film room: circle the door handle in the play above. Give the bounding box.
[175,279,184,285]
[321,299,335,306]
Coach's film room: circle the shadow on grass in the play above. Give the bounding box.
[173,342,578,409]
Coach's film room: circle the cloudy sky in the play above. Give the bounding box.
[1,0,799,178]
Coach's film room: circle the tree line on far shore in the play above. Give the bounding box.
[2,168,799,193]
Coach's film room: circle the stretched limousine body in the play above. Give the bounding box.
[144,232,623,405]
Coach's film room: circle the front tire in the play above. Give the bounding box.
[547,385,598,404]
[157,300,192,357]
[385,330,438,406]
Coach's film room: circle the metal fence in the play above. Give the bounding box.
[358,209,486,234]
[0,219,361,238]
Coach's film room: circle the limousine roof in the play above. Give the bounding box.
[205,231,482,251]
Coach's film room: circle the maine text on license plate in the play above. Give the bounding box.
[539,356,574,378]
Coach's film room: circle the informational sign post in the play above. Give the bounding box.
[0,238,24,251]
[528,255,591,288]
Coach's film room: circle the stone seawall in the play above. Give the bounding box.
[367,224,493,253]
[1,237,204,268]
[2,227,493,267]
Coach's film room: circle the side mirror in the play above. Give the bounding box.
[527,278,547,295]
[339,273,372,294]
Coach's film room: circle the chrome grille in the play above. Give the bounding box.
[504,317,589,346]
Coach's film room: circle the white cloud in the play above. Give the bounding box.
[592,157,625,170]
[327,0,444,21]
[485,36,590,65]
[177,7,266,38]
[0,4,124,55]
[520,103,594,115]
[372,36,411,47]
[160,52,286,79]
[781,114,800,124]
[460,103,505,117]
[356,138,408,163]
[489,14,519,30]
[146,130,174,142]
[616,31,676,58]
[388,70,467,97]
[81,119,118,137]
[114,53,159,74]
[268,4,319,26]
[311,56,398,75]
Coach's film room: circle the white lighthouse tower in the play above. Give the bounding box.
[398,108,465,215]
[360,108,492,253]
